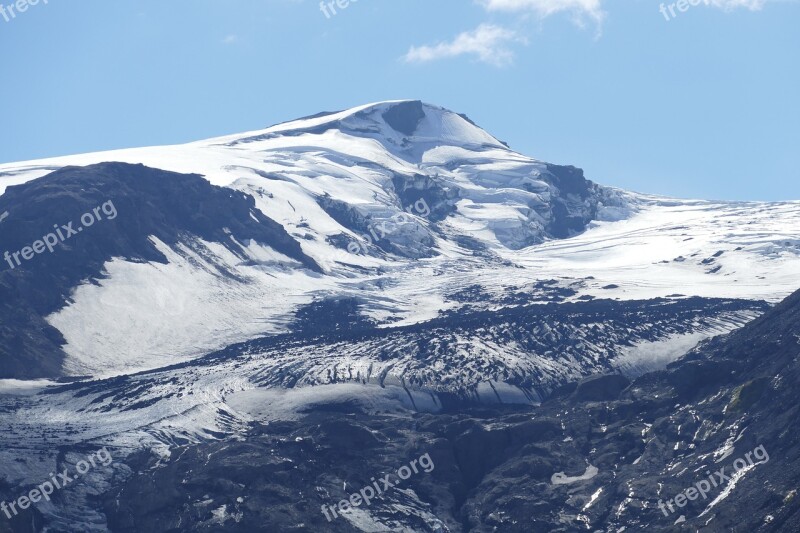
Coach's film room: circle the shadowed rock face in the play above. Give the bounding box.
[380,100,426,136]
[572,373,631,402]
[0,162,318,379]
[543,164,601,239]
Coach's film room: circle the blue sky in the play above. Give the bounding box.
[0,0,797,200]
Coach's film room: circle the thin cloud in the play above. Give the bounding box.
[403,24,524,67]
[708,0,766,9]
[479,0,605,28]
[221,34,239,45]
[403,0,789,67]
[480,0,786,20]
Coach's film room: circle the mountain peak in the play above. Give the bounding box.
[222,100,507,155]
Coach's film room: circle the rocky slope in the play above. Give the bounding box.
[9,287,791,532]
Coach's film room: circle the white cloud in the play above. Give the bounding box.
[707,0,766,9]
[479,0,605,27]
[221,35,239,45]
[403,0,788,67]
[403,24,524,67]
[479,0,784,24]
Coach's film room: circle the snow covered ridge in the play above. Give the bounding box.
[0,100,629,255]
[0,100,799,379]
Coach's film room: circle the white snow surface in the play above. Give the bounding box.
[1,100,799,378]
[227,383,442,423]
[552,465,599,485]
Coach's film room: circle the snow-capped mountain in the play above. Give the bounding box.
[0,100,798,381]
[1,100,800,533]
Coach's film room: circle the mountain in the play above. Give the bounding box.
[0,100,799,532]
[0,100,798,381]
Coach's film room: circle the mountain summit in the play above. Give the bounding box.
[231,100,508,153]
